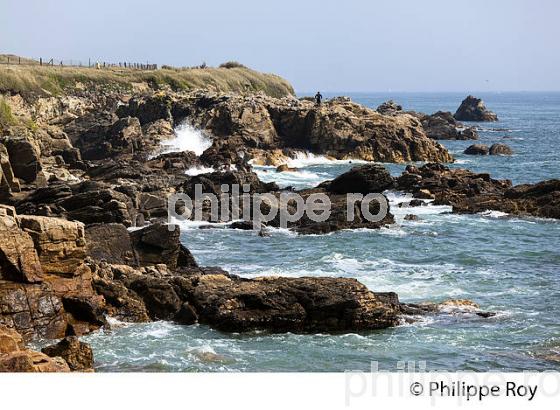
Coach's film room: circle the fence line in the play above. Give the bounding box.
[0,56,158,70]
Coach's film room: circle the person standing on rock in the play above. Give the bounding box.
[315,91,323,106]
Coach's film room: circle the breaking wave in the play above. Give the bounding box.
[160,122,212,156]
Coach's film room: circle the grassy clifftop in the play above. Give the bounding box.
[0,58,294,98]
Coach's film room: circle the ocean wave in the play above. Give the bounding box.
[254,167,331,188]
[159,122,212,156]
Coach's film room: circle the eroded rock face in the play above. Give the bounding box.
[0,143,19,199]
[74,116,144,160]
[168,93,453,164]
[0,325,70,372]
[454,96,498,122]
[0,207,104,341]
[0,205,44,283]
[17,215,86,276]
[42,336,94,371]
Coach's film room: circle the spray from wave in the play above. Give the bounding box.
[160,122,213,156]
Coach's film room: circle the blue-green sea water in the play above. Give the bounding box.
[83,92,560,372]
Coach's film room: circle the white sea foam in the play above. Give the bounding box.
[185,165,215,176]
[159,122,212,156]
[284,151,368,167]
[254,167,330,188]
[479,210,509,218]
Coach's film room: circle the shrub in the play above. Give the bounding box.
[219,61,246,69]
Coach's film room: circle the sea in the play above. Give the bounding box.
[79,92,560,372]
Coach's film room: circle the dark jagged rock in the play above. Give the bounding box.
[130,223,196,270]
[182,169,278,198]
[396,163,560,219]
[85,223,136,265]
[454,95,498,122]
[419,111,479,140]
[127,276,183,321]
[74,116,144,160]
[2,137,42,183]
[464,144,489,155]
[172,274,400,332]
[489,143,513,155]
[376,100,402,115]
[328,164,394,195]
[59,188,135,226]
[116,94,173,125]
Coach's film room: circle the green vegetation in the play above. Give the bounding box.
[0,56,294,98]
[0,96,16,129]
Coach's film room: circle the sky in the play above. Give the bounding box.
[1,0,559,92]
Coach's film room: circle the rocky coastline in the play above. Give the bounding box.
[1,83,558,371]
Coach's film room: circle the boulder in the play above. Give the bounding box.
[276,164,297,172]
[454,96,498,122]
[2,137,42,183]
[85,223,136,265]
[464,144,489,155]
[127,275,183,320]
[328,164,394,194]
[130,223,184,269]
[41,336,94,371]
[489,143,513,155]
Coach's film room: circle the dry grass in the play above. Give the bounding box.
[0,63,295,98]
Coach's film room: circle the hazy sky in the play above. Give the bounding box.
[1,0,559,92]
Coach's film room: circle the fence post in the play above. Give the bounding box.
[40,57,42,66]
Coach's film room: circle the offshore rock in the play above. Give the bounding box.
[454,95,498,122]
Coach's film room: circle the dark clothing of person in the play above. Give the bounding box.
[315,92,323,105]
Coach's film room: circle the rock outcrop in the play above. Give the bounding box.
[164,93,454,164]
[0,205,104,341]
[328,164,394,195]
[454,95,498,122]
[0,325,70,372]
[396,164,560,219]
[418,111,479,140]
